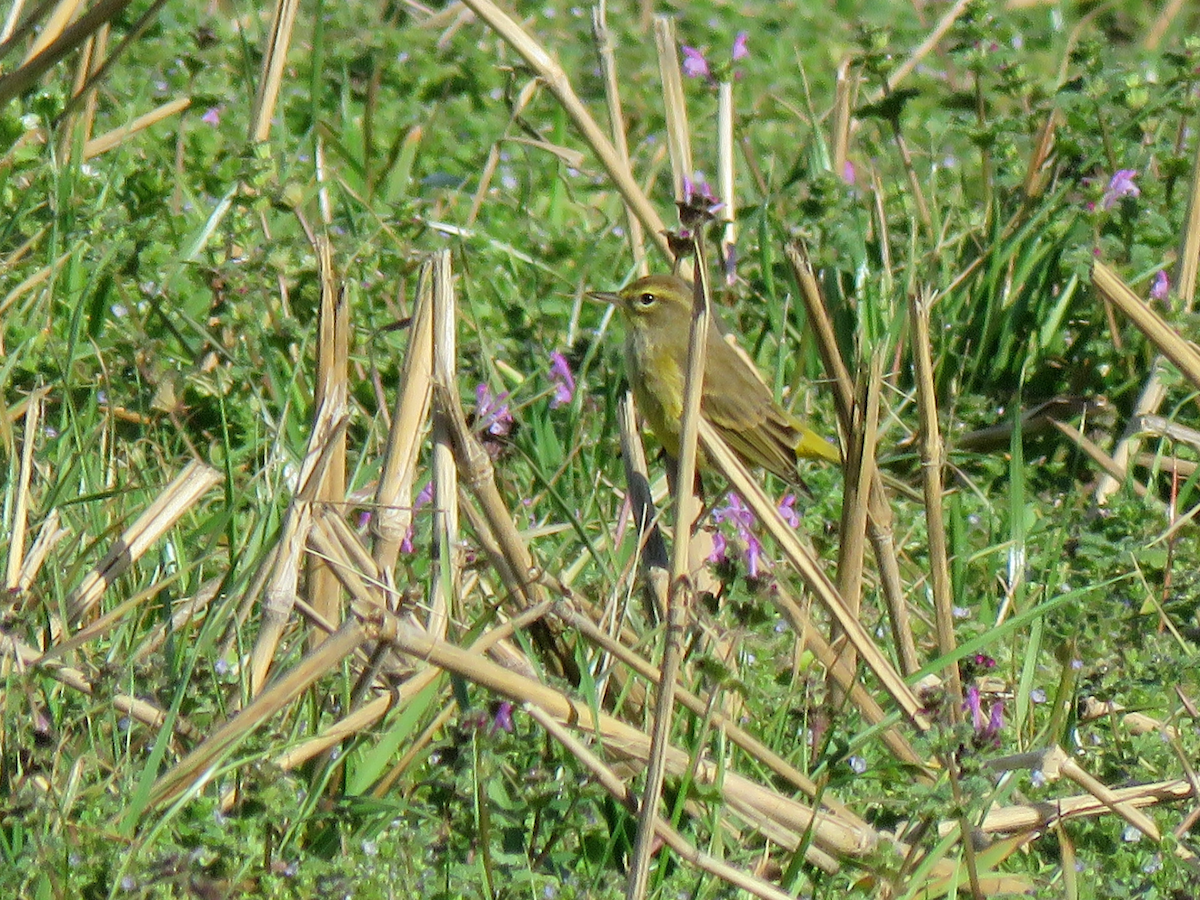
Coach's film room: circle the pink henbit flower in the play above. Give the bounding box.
[491,701,514,735]
[713,493,755,533]
[1150,269,1169,302]
[778,494,800,528]
[475,383,513,436]
[1102,169,1139,210]
[731,31,749,61]
[201,107,221,126]
[548,351,575,408]
[745,535,766,577]
[681,45,710,79]
[707,531,728,565]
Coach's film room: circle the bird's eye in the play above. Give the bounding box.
[638,292,656,306]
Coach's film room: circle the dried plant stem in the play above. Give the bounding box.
[1,624,202,741]
[653,16,692,199]
[5,388,42,591]
[0,0,137,107]
[250,0,300,142]
[362,607,884,861]
[593,6,647,275]
[627,250,713,900]
[430,251,459,639]
[829,356,881,702]
[527,705,798,900]
[250,413,350,694]
[83,96,189,159]
[460,0,670,258]
[149,620,369,811]
[373,260,434,580]
[1092,260,1200,503]
[699,417,929,729]
[831,60,857,181]
[786,241,919,673]
[717,80,735,271]
[307,235,348,646]
[554,602,873,817]
[880,0,973,96]
[63,460,222,627]
[910,291,962,707]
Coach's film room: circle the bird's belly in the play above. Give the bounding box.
[626,336,684,459]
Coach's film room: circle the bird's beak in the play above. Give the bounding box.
[585,290,620,306]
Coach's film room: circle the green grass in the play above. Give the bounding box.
[3,0,1200,897]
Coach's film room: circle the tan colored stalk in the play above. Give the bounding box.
[910,291,962,707]
[0,0,137,107]
[979,778,1190,834]
[653,16,692,200]
[628,252,713,900]
[0,248,74,319]
[0,0,25,43]
[717,80,735,272]
[360,607,883,861]
[63,460,221,626]
[829,356,880,701]
[249,0,300,142]
[24,0,84,62]
[150,621,368,809]
[831,59,856,182]
[555,601,878,818]
[786,241,919,673]
[12,509,67,593]
[698,417,928,729]
[250,413,350,694]
[1,625,201,741]
[1096,131,1200,502]
[5,388,42,591]
[880,0,974,95]
[83,96,189,158]
[528,704,799,900]
[373,262,434,579]
[772,581,925,767]
[459,0,670,259]
[593,7,647,274]
[429,251,459,639]
[306,236,348,645]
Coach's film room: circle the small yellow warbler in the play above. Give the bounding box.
[588,274,840,482]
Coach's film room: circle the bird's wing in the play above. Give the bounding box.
[701,329,800,480]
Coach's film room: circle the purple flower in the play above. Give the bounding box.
[681,45,710,79]
[1102,169,1139,210]
[965,684,983,731]
[778,494,800,528]
[745,535,766,577]
[201,107,221,126]
[549,351,575,408]
[712,492,755,533]
[1151,270,1170,302]
[491,701,514,734]
[731,31,749,61]
[401,481,434,555]
[415,481,434,508]
[963,684,1003,748]
[680,174,724,219]
[707,531,728,564]
[841,159,856,185]
[475,383,513,436]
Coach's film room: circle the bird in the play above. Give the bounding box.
[587,273,840,484]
